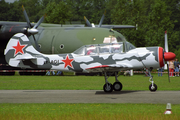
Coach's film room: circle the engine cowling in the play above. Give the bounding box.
[137,47,175,69]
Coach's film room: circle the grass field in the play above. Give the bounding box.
[0,73,180,120]
[0,74,179,90]
[1,103,180,120]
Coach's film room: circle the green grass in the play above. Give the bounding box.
[0,103,180,120]
[0,74,180,119]
[0,74,179,90]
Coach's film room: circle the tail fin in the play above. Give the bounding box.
[4,33,40,67]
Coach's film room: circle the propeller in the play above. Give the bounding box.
[22,5,32,29]
[164,31,170,82]
[84,11,135,29]
[98,10,106,27]
[22,5,45,52]
[84,11,106,28]
[84,16,92,27]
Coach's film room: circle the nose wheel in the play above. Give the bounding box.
[147,68,158,92]
[149,84,157,92]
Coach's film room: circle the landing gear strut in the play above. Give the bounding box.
[103,72,113,92]
[103,72,123,92]
[147,69,157,92]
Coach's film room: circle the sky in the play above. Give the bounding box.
[4,0,17,3]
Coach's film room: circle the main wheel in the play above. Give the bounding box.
[149,84,157,92]
[113,82,123,91]
[103,83,113,92]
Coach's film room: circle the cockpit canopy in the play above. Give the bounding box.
[73,42,136,56]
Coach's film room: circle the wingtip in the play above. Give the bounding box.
[84,16,87,20]
[22,5,24,10]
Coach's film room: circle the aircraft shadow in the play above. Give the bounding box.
[95,90,138,95]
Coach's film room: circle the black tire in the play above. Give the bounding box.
[33,72,46,76]
[6,72,15,76]
[19,71,24,75]
[103,83,113,92]
[19,72,32,75]
[149,84,157,92]
[0,72,15,76]
[113,82,123,91]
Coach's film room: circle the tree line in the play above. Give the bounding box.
[1,0,180,59]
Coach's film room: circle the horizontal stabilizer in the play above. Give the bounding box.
[16,53,36,60]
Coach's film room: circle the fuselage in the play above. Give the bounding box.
[33,27,127,54]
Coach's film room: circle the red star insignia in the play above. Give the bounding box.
[61,55,74,68]
[12,41,27,56]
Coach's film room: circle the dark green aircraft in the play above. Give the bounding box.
[0,6,135,75]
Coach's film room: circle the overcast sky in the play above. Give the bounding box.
[4,0,17,3]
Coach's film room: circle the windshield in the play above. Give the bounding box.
[99,42,124,54]
[125,42,136,51]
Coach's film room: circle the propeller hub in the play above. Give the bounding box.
[164,52,176,61]
[27,28,38,34]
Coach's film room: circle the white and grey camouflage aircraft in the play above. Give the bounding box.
[4,33,176,92]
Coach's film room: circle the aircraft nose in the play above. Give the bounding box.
[164,52,176,61]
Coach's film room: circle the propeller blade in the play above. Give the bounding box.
[165,31,168,52]
[164,31,170,82]
[22,5,32,28]
[167,63,170,82]
[98,10,106,27]
[33,14,46,29]
[84,16,92,27]
[32,35,40,52]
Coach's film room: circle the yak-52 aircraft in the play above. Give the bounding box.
[4,32,175,92]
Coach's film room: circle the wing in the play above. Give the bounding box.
[98,25,135,29]
[86,63,133,72]
[40,23,85,27]
[16,54,36,60]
